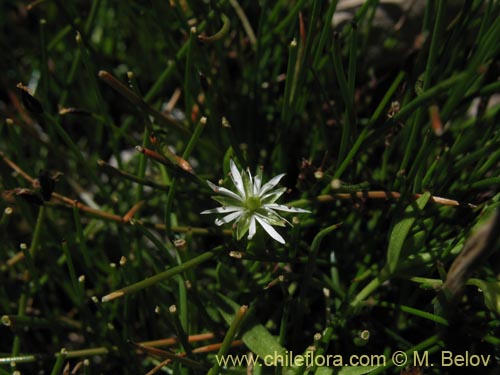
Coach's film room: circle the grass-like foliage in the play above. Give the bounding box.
[1,1,499,374]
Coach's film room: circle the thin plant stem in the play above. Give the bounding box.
[169,305,193,357]
[102,246,224,302]
[49,349,67,375]
[11,293,27,358]
[207,305,248,375]
[229,0,257,47]
[29,205,45,257]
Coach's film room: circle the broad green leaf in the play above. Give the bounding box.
[468,278,500,315]
[386,192,431,274]
[404,230,427,255]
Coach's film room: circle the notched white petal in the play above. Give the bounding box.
[261,187,287,204]
[246,168,253,186]
[259,173,286,195]
[256,209,288,226]
[255,216,285,244]
[201,206,243,214]
[206,180,243,201]
[206,180,219,192]
[214,211,243,226]
[253,174,262,195]
[264,203,311,213]
[229,160,245,197]
[248,216,256,239]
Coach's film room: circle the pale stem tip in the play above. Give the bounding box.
[101,290,125,303]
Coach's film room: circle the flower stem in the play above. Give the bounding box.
[102,246,224,302]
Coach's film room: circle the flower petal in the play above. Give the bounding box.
[207,180,243,201]
[253,172,262,195]
[248,216,256,239]
[256,210,287,226]
[201,206,243,214]
[261,187,286,204]
[215,210,244,226]
[229,160,245,198]
[258,173,286,196]
[264,203,311,213]
[255,215,285,244]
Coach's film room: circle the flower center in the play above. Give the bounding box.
[245,196,261,211]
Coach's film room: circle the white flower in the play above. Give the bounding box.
[201,160,310,244]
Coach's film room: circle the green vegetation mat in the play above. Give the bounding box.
[1,1,499,374]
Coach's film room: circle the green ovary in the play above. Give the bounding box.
[245,196,261,211]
